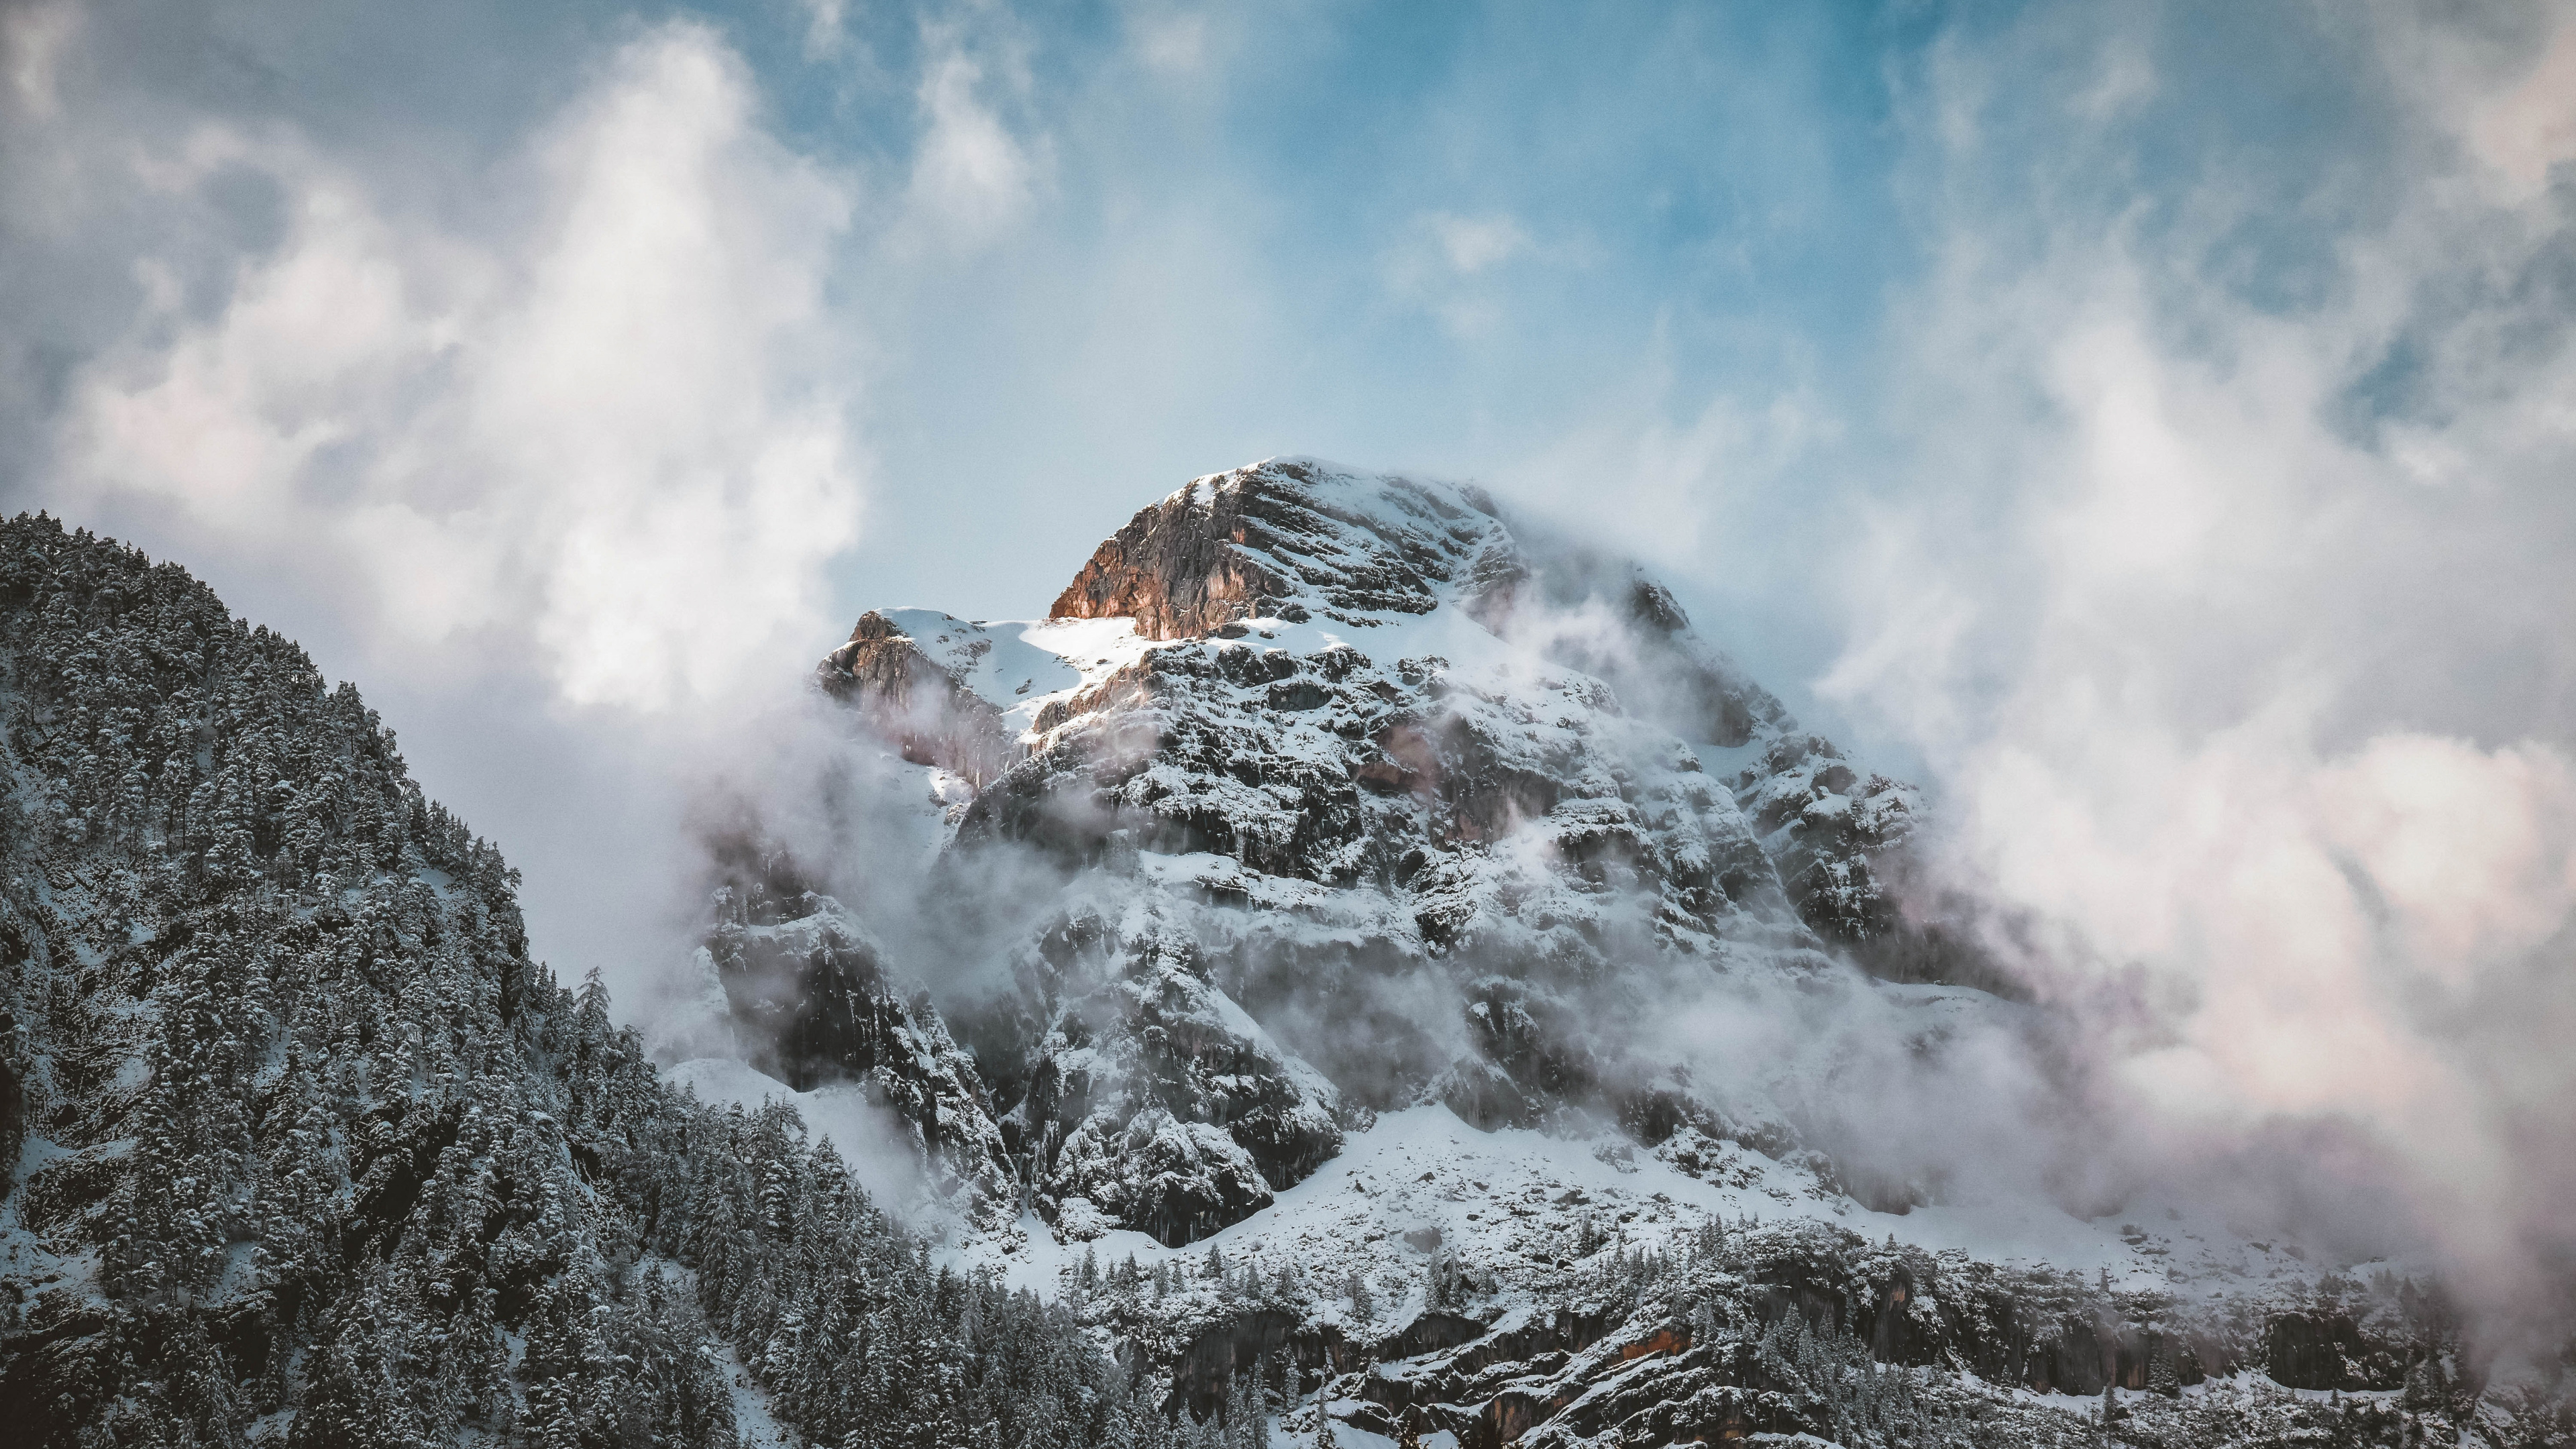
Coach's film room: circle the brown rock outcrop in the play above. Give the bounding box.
[815,611,1017,788]
[1049,458,1497,639]
[1050,476,1295,639]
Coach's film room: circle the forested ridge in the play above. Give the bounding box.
[0,514,1161,1448]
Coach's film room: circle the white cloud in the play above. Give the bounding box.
[2473,23,2576,196]
[902,23,1046,249]
[1384,211,1547,339]
[1823,2,2576,1328]
[1502,376,1833,580]
[48,23,863,714]
[2388,5,2576,205]
[2,0,79,121]
[1428,212,1529,275]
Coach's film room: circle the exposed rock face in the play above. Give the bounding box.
[699,836,1012,1213]
[2262,1309,2396,1391]
[1460,545,1793,753]
[932,617,1810,1233]
[1728,731,1919,947]
[1024,1084,2498,1449]
[817,610,1016,788]
[1049,460,1499,639]
[976,910,1346,1246]
[1139,1211,2451,1449]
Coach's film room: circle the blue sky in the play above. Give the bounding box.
[7,2,2576,1310]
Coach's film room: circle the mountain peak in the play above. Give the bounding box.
[1048,457,1509,640]
[784,458,1968,1256]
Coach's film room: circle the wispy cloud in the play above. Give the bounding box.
[3,0,80,121]
[900,15,1049,252]
[1384,211,1550,338]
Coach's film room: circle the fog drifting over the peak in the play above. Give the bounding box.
[4,0,2575,1355]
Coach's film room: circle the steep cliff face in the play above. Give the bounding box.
[1036,460,1913,948]
[1729,732,1919,945]
[1048,462,1498,639]
[816,610,1018,788]
[696,833,1013,1214]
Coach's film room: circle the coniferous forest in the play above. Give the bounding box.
[0,515,1162,1448]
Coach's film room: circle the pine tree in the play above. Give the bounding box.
[2149,1334,2180,1397]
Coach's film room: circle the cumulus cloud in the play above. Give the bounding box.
[901,19,1047,250]
[0,12,888,1009]
[1820,2,2576,1334]
[44,21,862,714]
[3,1,79,121]
[1383,211,1550,339]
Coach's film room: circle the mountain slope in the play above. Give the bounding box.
[0,515,1148,1449]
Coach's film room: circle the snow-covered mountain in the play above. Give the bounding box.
[748,460,1949,1241]
[684,460,2514,1446]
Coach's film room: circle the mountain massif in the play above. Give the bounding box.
[686,461,2555,1447]
[777,460,1933,1242]
[4,463,2564,1447]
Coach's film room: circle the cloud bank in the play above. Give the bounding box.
[1818,1,2576,1339]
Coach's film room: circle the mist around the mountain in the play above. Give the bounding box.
[639,586,2153,1269]
[1798,5,2576,1362]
